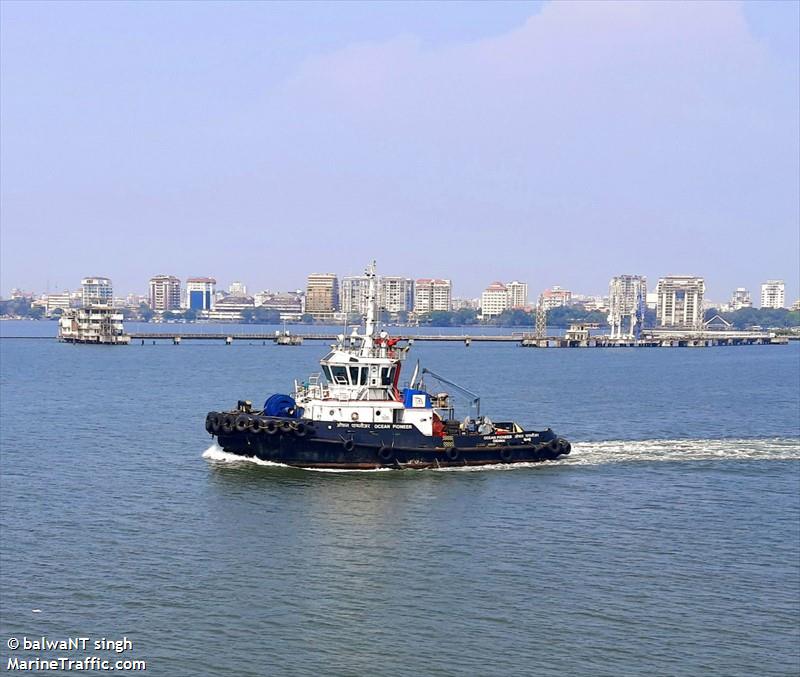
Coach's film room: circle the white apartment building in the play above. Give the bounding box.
[341,276,415,316]
[480,283,509,318]
[507,281,528,308]
[414,279,452,314]
[608,275,647,339]
[340,276,371,316]
[730,288,752,311]
[381,277,414,313]
[760,280,785,309]
[81,277,113,307]
[656,276,705,328]
[149,275,182,311]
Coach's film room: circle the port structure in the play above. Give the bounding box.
[608,275,647,340]
[535,295,547,342]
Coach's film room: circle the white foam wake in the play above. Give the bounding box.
[202,438,799,473]
[561,437,800,466]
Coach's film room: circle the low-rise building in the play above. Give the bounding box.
[228,281,247,297]
[43,292,72,315]
[207,296,255,322]
[254,291,304,319]
[540,286,572,310]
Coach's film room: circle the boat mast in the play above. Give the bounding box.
[362,260,377,355]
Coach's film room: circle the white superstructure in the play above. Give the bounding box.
[294,263,434,435]
[58,305,130,344]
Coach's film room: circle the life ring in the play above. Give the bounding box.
[343,439,355,452]
[445,447,459,461]
[264,420,278,435]
[221,414,235,433]
[235,415,251,432]
[377,446,392,462]
[500,447,514,462]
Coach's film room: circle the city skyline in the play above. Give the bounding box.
[5,268,796,311]
[1,1,798,300]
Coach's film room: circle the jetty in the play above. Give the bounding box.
[122,328,790,347]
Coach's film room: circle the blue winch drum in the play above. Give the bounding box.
[263,393,302,418]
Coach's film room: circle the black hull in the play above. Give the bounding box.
[206,412,571,470]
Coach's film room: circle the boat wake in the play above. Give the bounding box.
[202,437,799,473]
[561,437,800,466]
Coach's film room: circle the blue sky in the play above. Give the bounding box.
[1,0,798,302]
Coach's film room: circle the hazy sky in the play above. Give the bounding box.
[1,0,798,302]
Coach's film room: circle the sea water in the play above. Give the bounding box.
[0,324,798,676]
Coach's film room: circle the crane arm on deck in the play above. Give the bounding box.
[421,368,481,417]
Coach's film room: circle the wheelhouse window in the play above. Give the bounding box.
[381,366,396,386]
[330,366,348,385]
[348,366,363,385]
[321,365,333,382]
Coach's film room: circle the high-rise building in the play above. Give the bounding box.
[340,276,371,316]
[306,273,339,316]
[229,281,247,296]
[480,282,509,318]
[186,278,216,311]
[81,277,113,307]
[608,275,647,339]
[656,276,705,328]
[340,275,414,316]
[507,281,528,309]
[760,280,785,309]
[413,279,452,314]
[149,275,182,311]
[540,286,572,310]
[380,277,414,313]
[730,288,752,311]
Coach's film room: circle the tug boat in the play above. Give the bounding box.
[205,263,571,469]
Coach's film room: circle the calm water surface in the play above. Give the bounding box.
[1,325,798,676]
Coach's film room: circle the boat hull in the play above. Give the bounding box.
[206,412,570,469]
